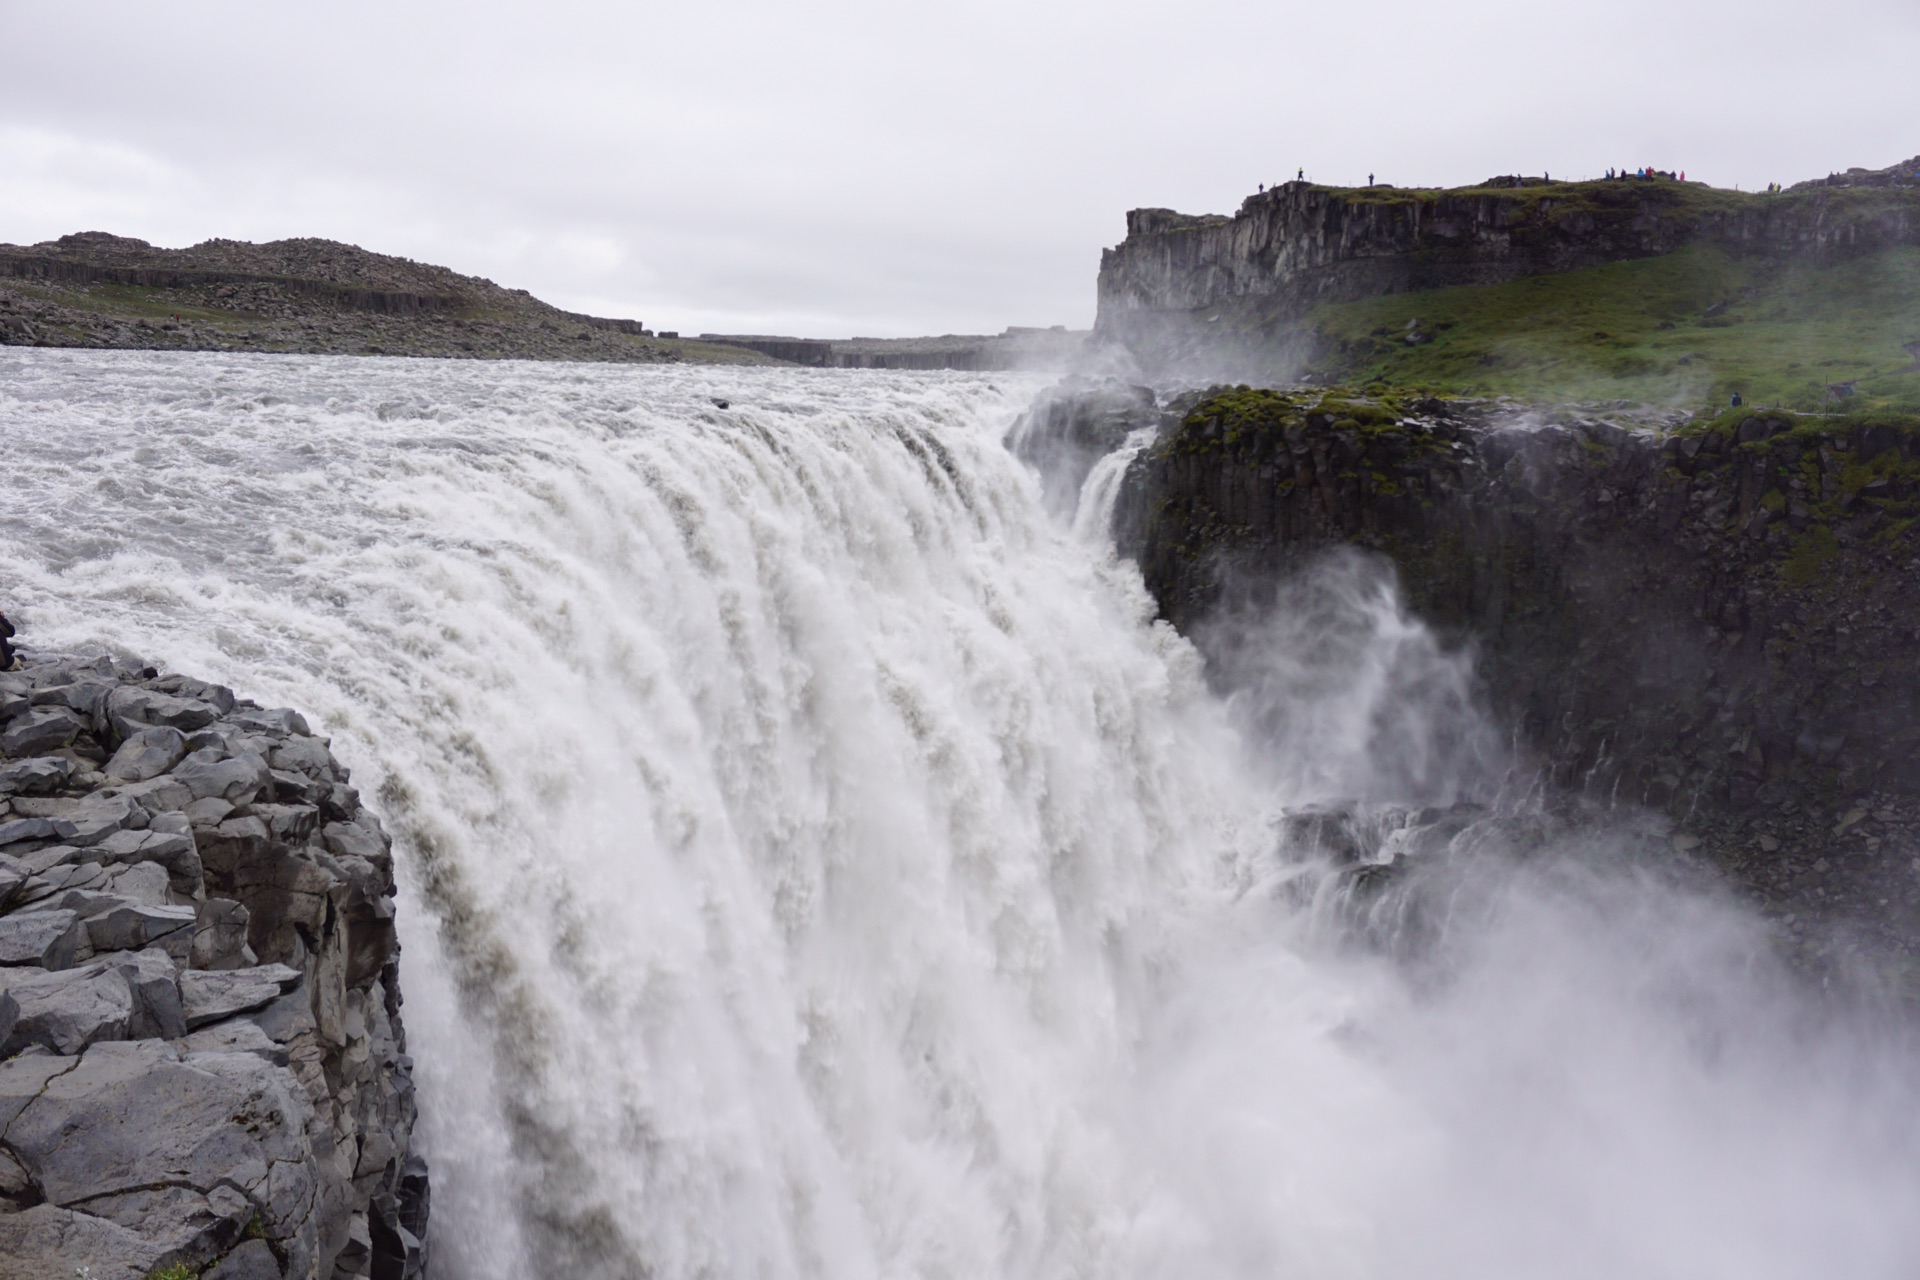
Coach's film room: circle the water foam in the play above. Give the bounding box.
[2,349,1915,1279]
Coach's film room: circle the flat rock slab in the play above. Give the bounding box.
[179,963,303,1029]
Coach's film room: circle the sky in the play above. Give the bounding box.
[2,0,1916,338]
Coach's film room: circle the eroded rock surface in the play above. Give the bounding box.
[1090,383,1920,961]
[0,654,426,1280]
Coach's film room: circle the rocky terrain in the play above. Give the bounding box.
[0,653,426,1280]
[0,232,770,366]
[1095,158,1920,382]
[1019,381,1920,976]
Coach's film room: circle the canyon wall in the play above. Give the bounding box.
[1095,167,1920,378]
[0,654,427,1280]
[1014,384,1920,955]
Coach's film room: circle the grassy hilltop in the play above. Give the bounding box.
[1291,175,1920,413]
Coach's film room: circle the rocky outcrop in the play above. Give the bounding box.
[1095,175,1920,379]
[0,654,426,1280]
[1092,383,1920,953]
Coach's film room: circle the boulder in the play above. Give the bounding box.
[171,748,273,804]
[0,755,76,796]
[103,724,188,781]
[0,707,87,757]
[0,908,86,969]
[103,685,221,738]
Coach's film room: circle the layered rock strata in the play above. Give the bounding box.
[1058,384,1920,954]
[0,654,427,1280]
[1095,170,1920,378]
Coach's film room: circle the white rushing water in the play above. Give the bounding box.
[3,349,1918,1279]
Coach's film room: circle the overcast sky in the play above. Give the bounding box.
[3,0,1916,337]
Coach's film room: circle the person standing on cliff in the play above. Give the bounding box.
[1368,173,1374,187]
[1297,168,1304,181]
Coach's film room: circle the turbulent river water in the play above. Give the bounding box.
[4,350,1918,1279]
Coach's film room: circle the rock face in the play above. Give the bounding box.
[1094,383,1920,952]
[0,654,426,1280]
[1095,175,1920,378]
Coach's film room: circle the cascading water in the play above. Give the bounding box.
[3,349,1917,1279]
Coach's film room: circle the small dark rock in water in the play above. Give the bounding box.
[712,398,731,409]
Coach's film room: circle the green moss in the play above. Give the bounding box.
[1782,525,1842,586]
[1762,488,1787,513]
[147,1265,198,1280]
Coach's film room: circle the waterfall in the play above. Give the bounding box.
[3,349,1917,1279]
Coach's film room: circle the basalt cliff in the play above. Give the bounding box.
[1096,158,1920,382]
[0,653,426,1280]
[1025,379,1920,973]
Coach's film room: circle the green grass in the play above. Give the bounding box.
[1304,243,1920,413]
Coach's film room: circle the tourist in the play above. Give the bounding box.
[1731,392,1743,408]
[1297,168,1304,181]
[1368,173,1374,187]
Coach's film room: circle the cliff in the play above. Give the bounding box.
[0,654,426,1280]
[0,232,771,365]
[1062,383,1920,956]
[1095,161,1920,381]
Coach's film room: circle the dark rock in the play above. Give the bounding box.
[1,707,87,757]
[0,755,76,795]
[179,963,303,1029]
[0,908,86,969]
[204,1238,286,1280]
[104,724,188,781]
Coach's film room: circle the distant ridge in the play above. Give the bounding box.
[0,232,770,363]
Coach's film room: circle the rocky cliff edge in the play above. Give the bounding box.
[0,654,426,1280]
